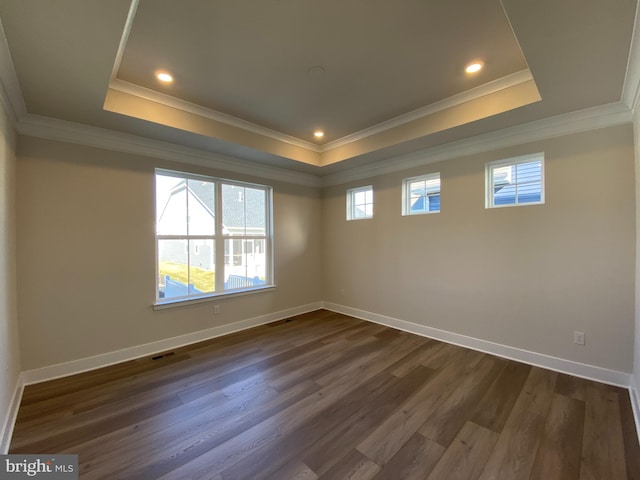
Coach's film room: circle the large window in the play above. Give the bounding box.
[346,185,373,220]
[402,173,440,215]
[155,170,272,303]
[486,153,544,208]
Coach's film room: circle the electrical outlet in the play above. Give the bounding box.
[573,331,585,346]
[214,305,220,315]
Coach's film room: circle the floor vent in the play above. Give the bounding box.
[151,352,175,360]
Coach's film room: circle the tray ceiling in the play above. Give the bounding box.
[0,0,635,174]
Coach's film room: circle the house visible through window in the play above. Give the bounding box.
[155,170,272,303]
[402,173,440,215]
[346,185,373,220]
[486,153,544,208]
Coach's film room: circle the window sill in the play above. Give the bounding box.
[153,285,276,310]
[486,201,545,209]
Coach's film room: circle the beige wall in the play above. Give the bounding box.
[16,137,323,370]
[0,101,18,448]
[12,123,638,376]
[323,125,635,373]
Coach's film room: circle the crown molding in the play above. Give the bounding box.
[0,14,26,125]
[109,68,534,159]
[17,114,322,188]
[321,102,633,187]
[623,0,640,114]
[109,79,323,154]
[16,100,631,191]
[109,0,139,82]
[321,69,534,152]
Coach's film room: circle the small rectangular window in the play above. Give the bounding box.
[486,153,544,208]
[402,173,440,215]
[346,185,373,220]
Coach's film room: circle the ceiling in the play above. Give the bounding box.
[0,0,636,177]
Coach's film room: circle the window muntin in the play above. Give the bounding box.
[347,185,373,220]
[155,170,272,303]
[402,173,441,215]
[486,154,544,208]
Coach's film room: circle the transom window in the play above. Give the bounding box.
[155,170,272,304]
[402,173,441,215]
[346,185,373,220]
[486,153,544,208]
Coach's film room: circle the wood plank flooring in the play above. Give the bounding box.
[9,310,640,479]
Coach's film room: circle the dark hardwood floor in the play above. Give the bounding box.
[9,310,640,479]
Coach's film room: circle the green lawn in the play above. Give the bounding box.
[159,261,215,292]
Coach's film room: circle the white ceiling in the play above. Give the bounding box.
[0,0,636,177]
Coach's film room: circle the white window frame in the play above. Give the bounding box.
[154,169,274,308]
[485,153,545,209]
[346,185,373,221]
[402,172,441,216]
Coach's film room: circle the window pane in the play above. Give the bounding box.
[189,240,215,293]
[410,180,426,197]
[245,187,266,236]
[410,199,425,213]
[404,174,440,215]
[347,186,373,220]
[232,239,243,266]
[494,185,516,205]
[224,239,267,290]
[222,184,246,235]
[364,190,373,204]
[409,180,427,213]
[186,179,215,235]
[364,204,373,217]
[492,165,513,187]
[156,175,187,235]
[353,206,367,219]
[429,194,440,212]
[517,181,542,203]
[425,178,440,194]
[158,239,188,299]
[516,161,541,183]
[490,158,543,207]
[222,185,267,236]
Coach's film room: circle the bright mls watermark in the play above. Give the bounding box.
[0,455,77,479]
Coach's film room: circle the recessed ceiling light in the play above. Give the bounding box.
[156,71,173,83]
[314,130,325,138]
[465,62,483,74]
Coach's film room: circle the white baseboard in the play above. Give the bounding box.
[0,373,24,454]
[322,302,631,388]
[631,375,640,444]
[21,302,323,386]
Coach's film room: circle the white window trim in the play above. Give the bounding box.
[154,169,274,307]
[402,172,441,216]
[346,185,373,221]
[485,153,545,209]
